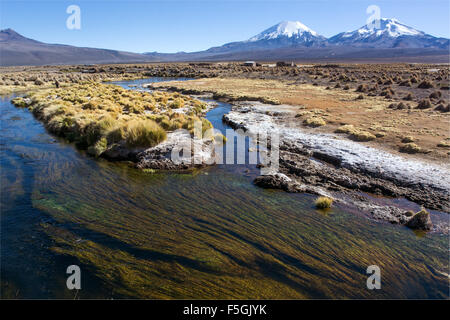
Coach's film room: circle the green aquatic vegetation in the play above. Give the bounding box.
[31,166,449,299]
[5,78,448,300]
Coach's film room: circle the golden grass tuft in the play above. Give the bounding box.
[335,124,356,134]
[315,196,333,209]
[401,136,415,143]
[348,131,376,142]
[303,116,326,127]
[122,119,167,148]
[399,143,422,154]
[335,125,375,142]
[437,140,450,148]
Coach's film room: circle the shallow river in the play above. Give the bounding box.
[0,78,448,299]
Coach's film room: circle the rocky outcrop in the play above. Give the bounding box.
[101,129,217,171]
[406,209,433,230]
[135,130,216,171]
[223,100,448,232]
[224,101,450,213]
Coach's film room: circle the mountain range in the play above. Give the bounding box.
[0,28,150,66]
[328,18,449,49]
[1,18,449,66]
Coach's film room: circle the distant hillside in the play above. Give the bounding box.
[160,47,449,63]
[1,22,449,66]
[0,29,153,66]
[145,19,449,63]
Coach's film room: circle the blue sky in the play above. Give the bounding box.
[1,0,449,53]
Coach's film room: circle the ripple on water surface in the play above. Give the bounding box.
[0,80,448,299]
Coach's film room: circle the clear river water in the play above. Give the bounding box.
[0,78,448,299]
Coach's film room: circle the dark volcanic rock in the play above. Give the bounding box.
[312,151,342,167]
[101,143,142,162]
[254,173,300,192]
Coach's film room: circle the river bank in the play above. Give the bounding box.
[223,101,449,233]
[1,78,448,299]
[147,80,449,233]
[11,81,221,170]
[8,75,449,232]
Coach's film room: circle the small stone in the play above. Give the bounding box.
[406,209,432,231]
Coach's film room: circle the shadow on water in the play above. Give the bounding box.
[1,79,448,299]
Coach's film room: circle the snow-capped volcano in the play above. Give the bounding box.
[205,20,327,53]
[248,21,321,41]
[329,18,448,48]
[336,18,423,39]
[203,18,447,55]
[245,21,327,47]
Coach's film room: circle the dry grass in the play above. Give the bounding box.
[348,131,376,142]
[122,119,167,147]
[3,64,449,163]
[437,140,450,148]
[303,116,326,127]
[399,143,422,154]
[335,125,376,141]
[401,136,416,143]
[151,77,449,163]
[315,197,333,209]
[12,83,210,156]
[335,124,357,134]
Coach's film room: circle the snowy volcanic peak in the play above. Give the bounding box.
[248,21,323,41]
[328,18,449,48]
[204,18,447,53]
[341,18,425,39]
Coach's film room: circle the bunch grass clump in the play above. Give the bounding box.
[315,197,333,209]
[399,143,422,154]
[303,116,326,127]
[122,119,167,148]
[437,140,450,148]
[335,125,376,142]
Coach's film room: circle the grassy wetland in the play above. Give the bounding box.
[11,82,211,158]
[1,64,449,299]
[151,73,450,162]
